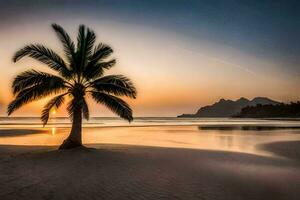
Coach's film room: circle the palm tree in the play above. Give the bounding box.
[7,24,137,149]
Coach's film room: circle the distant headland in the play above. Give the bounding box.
[178,97,280,118]
[234,102,300,118]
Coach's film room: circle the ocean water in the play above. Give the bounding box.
[1,117,300,128]
[0,117,300,156]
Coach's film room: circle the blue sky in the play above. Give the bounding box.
[1,0,299,63]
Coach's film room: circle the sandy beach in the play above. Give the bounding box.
[0,139,299,200]
[0,1,299,199]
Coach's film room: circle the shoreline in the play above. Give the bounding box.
[0,126,299,199]
[0,125,300,158]
[0,123,300,131]
[259,141,300,162]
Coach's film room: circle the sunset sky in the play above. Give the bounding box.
[0,0,299,117]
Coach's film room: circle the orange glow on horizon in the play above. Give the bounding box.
[0,22,299,117]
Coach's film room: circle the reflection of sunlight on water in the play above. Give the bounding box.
[51,112,56,136]
[51,127,56,136]
[1,125,300,156]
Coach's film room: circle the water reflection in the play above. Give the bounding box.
[51,127,56,136]
[219,135,234,149]
[2,117,300,129]
[0,125,300,157]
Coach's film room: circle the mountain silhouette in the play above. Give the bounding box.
[178,97,280,118]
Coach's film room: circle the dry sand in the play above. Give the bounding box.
[0,141,299,200]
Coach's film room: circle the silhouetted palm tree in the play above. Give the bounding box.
[7,24,137,149]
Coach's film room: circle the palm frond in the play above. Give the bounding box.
[91,75,137,98]
[9,24,136,125]
[51,23,75,64]
[83,59,116,80]
[66,98,75,120]
[76,25,96,73]
[41,93,66,126]
[85,28,96,59]
[66,97,81,121]
[82,98,89,120]
[67,97,89,121]
[8,77,67,115]
[13,44,71,78]
[87,43,113,67]
[91,83,136,98]
[12,70,67,95]
[91,91,133,122]
[76,25,85,54]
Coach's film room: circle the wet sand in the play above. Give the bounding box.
[259,141,300,162]
[0,129,48,137]
[0,142,299,200]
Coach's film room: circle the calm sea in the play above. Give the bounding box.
[1,117,300,128]
[0,117,300,156]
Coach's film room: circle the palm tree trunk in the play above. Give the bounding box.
[59,106,83,149]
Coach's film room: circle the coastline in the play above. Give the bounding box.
[1,117,300,129]
[259,141,300,162]
[0,123,299,199]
